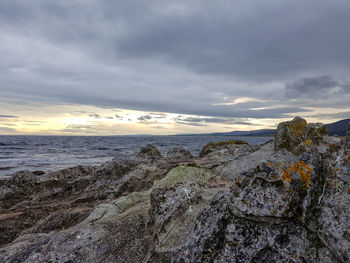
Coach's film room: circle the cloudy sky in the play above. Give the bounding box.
[0,0,349,135]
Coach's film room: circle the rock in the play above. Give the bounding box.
[137,144,162,160]
[0,118,348,262]
[274,117,328,155]
[150,182,200,241]
[199,139,249,158]
[166,147,193,163]
[32,170,45,176]
[317,121,350,263]
[153,165,215,189]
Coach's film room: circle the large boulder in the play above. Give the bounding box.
[274,117,328,155]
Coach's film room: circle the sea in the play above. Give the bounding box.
[0,135,272,177]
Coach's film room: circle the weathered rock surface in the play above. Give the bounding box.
[199,139,252,158]
[0,118,349,263]
[274,116,328,155]
[167,147,194,163]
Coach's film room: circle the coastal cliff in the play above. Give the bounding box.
[0,117,349,263]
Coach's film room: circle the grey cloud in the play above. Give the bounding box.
[61,124,95,133]
[0,115,18,118]
[0,126,16,132]
[176,121,205,127]
[285,76,350,98]
[176,117,262,126]
[0,1,349,121]
[23,120,46,123]
[117,1,350,80]
[0,123,16,126]
[106,116,114,119]
[149,113,167,119]
[89,114,101,119]
[302,111,350,120]
[137,115,152,121]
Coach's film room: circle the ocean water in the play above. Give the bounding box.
[0,135,272,177]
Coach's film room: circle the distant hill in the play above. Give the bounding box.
[206,118,349,137]
[326,119,350,136]
[210,129,275,137]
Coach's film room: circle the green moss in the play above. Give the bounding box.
[153,165,214,188]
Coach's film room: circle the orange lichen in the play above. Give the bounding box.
[267,162,274,168]
[329,181,334,188]
[346,154,350,161]
[276,162,282,167]
[282,168,291,184]
[305,139,312,146]
[236,177,243,182]
[334,168,341,176]
[347,188,350,195]
[281,161,312,189]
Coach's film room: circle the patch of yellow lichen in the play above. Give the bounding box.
[267,163,274,168]
[305,139,312,146]
[282,161,312,189]
[289,120,307,137]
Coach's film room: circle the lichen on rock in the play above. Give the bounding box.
[274,117,328,155]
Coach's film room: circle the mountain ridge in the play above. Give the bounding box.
[181,118,350,137]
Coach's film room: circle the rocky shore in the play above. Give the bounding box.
[0,117,349,263]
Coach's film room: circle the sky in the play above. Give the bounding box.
[0,0,349,135]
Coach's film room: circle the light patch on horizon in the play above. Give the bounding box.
[0,102,293,135]
[0,100,347,136]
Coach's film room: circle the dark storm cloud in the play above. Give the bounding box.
[0,0,349,120]
[117,1,350,80]
[285,76,350,98]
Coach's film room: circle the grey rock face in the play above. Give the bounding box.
[0,118,348,263]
